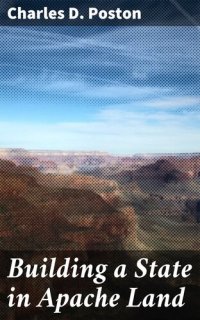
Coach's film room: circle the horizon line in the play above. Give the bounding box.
[0,147,200,157]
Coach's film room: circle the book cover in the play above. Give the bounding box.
[0,1,199,319]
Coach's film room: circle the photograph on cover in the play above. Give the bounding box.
[0,26,199,250]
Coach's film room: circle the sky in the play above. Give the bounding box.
[0,26,199,155]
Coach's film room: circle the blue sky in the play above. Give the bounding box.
[0,26,199,154]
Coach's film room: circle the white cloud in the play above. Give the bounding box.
[144,96,200,108]
[0,108,199,154]
[0,70,171,99]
